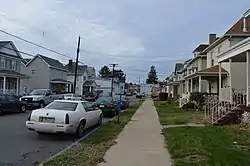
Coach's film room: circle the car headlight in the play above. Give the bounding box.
[32,98,40,101]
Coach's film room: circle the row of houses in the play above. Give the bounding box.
[0,41,123,97]
[166,9,250,124]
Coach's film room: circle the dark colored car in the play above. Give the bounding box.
[0,94,27,114]
[95,97,118,117]
[84,92,98,102]
[114,97,130,110]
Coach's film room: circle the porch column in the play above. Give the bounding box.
[229,58,233,103]
[16,78,19,96]
[190,79,193,92]
[247,51,250,105]
[3,76,6,94]
[219,62,222,101]
[185,80,188,94]
[199,76,202,92]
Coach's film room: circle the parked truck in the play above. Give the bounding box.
[20,89,64,108]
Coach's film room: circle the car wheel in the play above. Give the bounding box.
[39,101,45,108]
[76,121,86,138]
[20,105,26,113]
[98,114,103,126]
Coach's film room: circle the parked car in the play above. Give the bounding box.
[0,94,27,114]
[126,92,133,96]
[95,97,118,117]
[84,92,98,102]
[26,100,103,137]
[64,93,82,100]
[114,96,130,110]
[20,89,64,108]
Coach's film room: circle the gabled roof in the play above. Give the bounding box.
[174,63,183,74]
[26,54,67,71]
[22,59,31,65]
[203,10,250,53]
[65,62,87,73]
[83,80,97,86]
[0,41,22,59]
[193,44,209,53]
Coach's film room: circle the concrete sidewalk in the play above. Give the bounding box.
[98,99,172,166]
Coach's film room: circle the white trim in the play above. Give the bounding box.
[219,62,222,101]
[229,58,232,103]
[199,76,202,92]
[247,51,249,105]
[218,37,250,62]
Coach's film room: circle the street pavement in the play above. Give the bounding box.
[0,96,138,166]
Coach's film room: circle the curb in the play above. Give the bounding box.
[39,126,101,166]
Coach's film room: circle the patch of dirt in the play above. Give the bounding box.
[178,154,206,163]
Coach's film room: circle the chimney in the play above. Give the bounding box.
[68,59,73,72]
[209,34,217,45]
[243,9,250,32]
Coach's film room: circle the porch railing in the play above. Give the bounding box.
[0,89,27,96]
[219,88,231,102]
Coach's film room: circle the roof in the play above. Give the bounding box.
[50,78,72,84]
[65,62,87,73]
[192,44,209,53]
[198,65,227,73]
[226,17,250,35]
[83,80,96,86]
[26,54,67,71]
[174,63,183,74]
[0,41,22,59]
[0,69,29,78]
[203,11,250,53]
[22,59,31,65]
[38,55,65,69]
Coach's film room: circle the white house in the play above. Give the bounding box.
[95,78,124,97]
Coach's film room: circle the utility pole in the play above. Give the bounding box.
[109,63,118,99]
[73,36,81,94]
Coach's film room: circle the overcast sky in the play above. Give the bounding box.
[0,0,249,83]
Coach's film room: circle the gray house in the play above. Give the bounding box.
[20,54,72,93]
[0,41,28,95]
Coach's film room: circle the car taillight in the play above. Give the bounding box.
[107,104,114,108]
[65,114,69,124]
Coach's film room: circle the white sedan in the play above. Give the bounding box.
[26,100,103,137]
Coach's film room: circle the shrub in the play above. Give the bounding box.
[182,102,195,111]
[189,92,206,111]
[159,92,168,101]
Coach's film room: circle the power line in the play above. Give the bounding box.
[0,28,72,60]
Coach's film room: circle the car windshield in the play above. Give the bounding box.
[45,101,78,111]
[29,89,47,95]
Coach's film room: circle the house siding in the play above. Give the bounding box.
[20,58,50,91]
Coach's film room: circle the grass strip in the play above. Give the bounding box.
[164,125,250,166]
[154,101,204,125]
[43,99,144,166]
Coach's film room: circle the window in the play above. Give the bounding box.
[32,69,36,74]
[83,76,86,80]
[5,59,12,70]
[6,95,17,102]
[0,57,5,68]
[0,95,6,101]
[16,61,19,71]
[12,60,16,70]
[218,45,222,54]
[45,101,78,111]
[82,102,94,112]
[211,59,214,66]
[210,51,214,66]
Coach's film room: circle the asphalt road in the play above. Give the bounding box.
[0,96,139,166]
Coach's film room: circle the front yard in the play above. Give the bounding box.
[164,126,250,166]
[154,101,204,125]
[155,100,250,165]
[43,99,144,166]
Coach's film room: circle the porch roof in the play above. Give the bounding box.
[50,78,72,84]
[83,80,97,87]
[0,70,29,78]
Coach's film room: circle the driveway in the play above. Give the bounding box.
[0,111,110,166]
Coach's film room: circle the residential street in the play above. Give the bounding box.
[0,96,138,166]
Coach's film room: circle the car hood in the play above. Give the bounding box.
[21,95,44,98]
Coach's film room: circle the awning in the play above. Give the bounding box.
[0,70,29,78]
[50,78,72,84]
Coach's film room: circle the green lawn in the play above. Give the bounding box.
[164,126,250,166]
[42,99,144,166]
[154,101,204,125]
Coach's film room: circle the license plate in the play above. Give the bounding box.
[100,105,104,108]
[39,117,55,123]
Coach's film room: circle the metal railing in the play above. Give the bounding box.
[220,87,231,102]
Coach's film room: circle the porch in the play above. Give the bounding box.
[82,80,97,95]
[0,70,29,96]
[50,78,72,93]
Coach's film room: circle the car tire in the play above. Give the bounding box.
[76,121,86,138]
[98,114,103,126]
[39,101,45,108]
[20,105,26,113]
